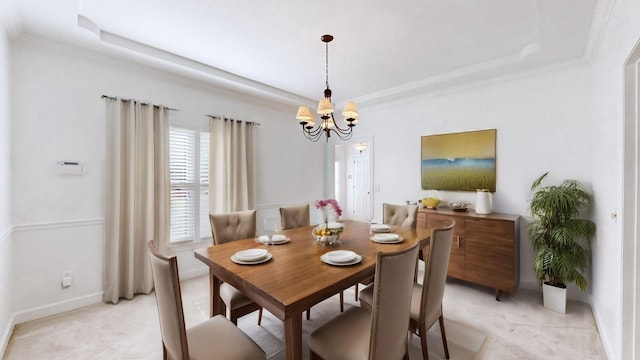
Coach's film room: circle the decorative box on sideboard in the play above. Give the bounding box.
[417,208,520,300]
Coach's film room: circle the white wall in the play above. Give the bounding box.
[0,16,13,355]
[9,35,324,320]
[351,64,594,296]
[589,0,640,358]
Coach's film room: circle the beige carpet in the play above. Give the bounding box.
[4,275,606,360]
[235,290,484,360]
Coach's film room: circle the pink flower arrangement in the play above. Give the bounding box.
[315,199,343,218]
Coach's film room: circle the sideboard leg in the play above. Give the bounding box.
[495,289,503,301]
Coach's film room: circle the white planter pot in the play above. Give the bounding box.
[542,282,567,313]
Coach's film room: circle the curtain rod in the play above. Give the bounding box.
[206,114,261,126]
[101,95,178,111]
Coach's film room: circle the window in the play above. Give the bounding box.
[169,124,210,244]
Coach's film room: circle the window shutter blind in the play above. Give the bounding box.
[170,127,196,243]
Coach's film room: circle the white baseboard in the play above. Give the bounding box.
[0,313,15,358]
[12,291,103,325]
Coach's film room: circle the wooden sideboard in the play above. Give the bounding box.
[417,208,520,300]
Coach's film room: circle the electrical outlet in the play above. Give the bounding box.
[62,270,72,288]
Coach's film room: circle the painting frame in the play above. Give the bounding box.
[421,129,497,192]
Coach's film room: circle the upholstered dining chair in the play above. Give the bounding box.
[147,241,266,360]
[308,242,419,360]
[278,204,343,318]
[383,203,419,228]
[359,220,455,360]
[353,203,420,302]
[279,204,310,230]
[209,210,263,325]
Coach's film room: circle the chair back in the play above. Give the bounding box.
[369,243,420,359]
[147,240,189,360]
[383,203,418,227]
[279,204,310,230]
[209,210,257,245]
[420,221,455,324]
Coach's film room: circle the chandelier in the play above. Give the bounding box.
[296,35,358,142]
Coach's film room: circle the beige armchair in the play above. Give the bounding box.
[147,241,265,360]
[209,210,257,245]
[308,242,419,360]
[383,203,418,227]
[279,204,310,230]
[360,220,455,359]
[209,210,263,325]
[353,203,419,302]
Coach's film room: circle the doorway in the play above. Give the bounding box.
[622,39,640,359]
[334,141,373,222]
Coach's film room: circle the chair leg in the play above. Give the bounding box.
[340,291,344,312]
[310,350,322,360]
[419,322,429,360]
[403,335,410,360]
[257,308,263,326]
[162,344,168,360]
[228,308,238,325]
[355,283,359,301]
[306,309,311,320]
[439,315,450,359]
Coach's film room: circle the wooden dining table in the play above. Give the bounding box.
[194,220,431,360]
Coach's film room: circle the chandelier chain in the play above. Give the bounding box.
[325,41,330,91]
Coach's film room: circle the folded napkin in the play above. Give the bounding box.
[272,234,287,241]
[371,224,391,231]
[372,233,400,242]
[235,248,268,261]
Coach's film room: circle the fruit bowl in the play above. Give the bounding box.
[312,223,344,246]
[422,197,440,209]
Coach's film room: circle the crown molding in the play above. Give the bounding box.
[77,15,313,107]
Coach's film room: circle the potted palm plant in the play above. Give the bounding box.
[529,172,596,313]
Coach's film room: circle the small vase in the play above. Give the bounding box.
[476,189,492,214]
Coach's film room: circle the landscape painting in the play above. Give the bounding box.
[421,129,496,192]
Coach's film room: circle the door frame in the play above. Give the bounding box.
[331,137,374,221]
[622,38,640,360]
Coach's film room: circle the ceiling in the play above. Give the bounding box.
[0,0,599,107]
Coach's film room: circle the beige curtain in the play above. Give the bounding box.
[104,98,170,304]
[209,116,256,213]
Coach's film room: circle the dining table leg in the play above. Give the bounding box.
[209,269,224,318]
[284,312,303,360]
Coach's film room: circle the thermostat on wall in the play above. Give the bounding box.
[57,161,84,175]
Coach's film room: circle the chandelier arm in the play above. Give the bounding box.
[328,113,354,136]
[302,123,324,142]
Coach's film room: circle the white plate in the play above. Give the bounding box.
[372,233,400,241]
[371,234,403,244]
[321,254,362,266]
[235,248,268,262]
[370,224,391,232]
[256,236,290,245]
[231,252,272,265]
[323,250,357,263]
